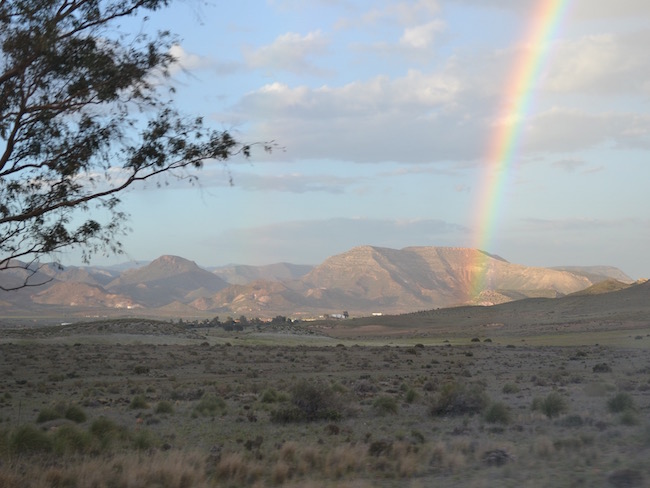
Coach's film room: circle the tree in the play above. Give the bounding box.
[0,0,269,290]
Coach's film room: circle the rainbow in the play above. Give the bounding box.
[470,0,570,299]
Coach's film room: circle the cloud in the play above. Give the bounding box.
[448,0,649,19]
[552,159,586,172]
[362,0,440,26]
[243,31,329,75]
[231,69,471,163]
[399,20,445,49]
[209,217,469,265]
[569,0,650,20]
[228,171,354,193]
[543,31,650,96]
[522,108,650,153]
[169,45,212,73]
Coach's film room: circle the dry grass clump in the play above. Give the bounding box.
[1,451,210,488]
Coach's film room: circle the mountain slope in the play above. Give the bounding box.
[199,246,596,316]
[106,255,228,307]
[32,282,140,309]
[550,266,633,284]
[212,263,313,285]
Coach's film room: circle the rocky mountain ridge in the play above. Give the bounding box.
[0,247,634,319]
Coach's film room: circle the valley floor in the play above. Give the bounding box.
[0,327,649,487]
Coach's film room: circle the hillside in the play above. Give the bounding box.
[329,279,650,339]
[199,246,597,316]
[0,247,633,320]
[212,263,313,285]
[105,255,229,307]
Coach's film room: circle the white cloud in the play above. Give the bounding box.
[544,31,650,96]
[570,0,650,20]
[231,69,468,163]
[363,0,440,26]
[400,20,445,49]
[448,0,649,19]
[244,31,329,75]
[522,108,650,153]
[169,45,212,73]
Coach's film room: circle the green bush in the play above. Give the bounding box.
[129,395,150,410]
[193,394,226,417]
[89,417,121,449]
[65,404,87,423]
[36,407,61,423]
[260,389,279,403]
[484,402,511,424]
[405,388,418,403]
[155,401,174,415]
[607,393,635,413]
[430,381,489,417]
[132,429,155,450]
[532,391,568,418]
[10,425,52,455]
[52,424,91,455]
[372,396,398,415]
[271,380,343,423]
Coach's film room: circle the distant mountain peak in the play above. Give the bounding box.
[150,255,199,270]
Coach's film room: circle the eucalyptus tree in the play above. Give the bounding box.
[0,0,262,289]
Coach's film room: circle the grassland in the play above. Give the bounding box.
[0,320,649,487]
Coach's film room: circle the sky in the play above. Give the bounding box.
[64,0,650,279]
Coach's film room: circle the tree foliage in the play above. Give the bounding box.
[0,0,265,290]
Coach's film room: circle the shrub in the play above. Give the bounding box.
[620,410,639,426]
[260,389,279,403]
[484,402,511,424]
[89,417,121,449]
[502,383,520,394]
[372,396,398,415]
[129,395,150,410]
[64,404,87,423]
[430,381,489,417]
[10,425,52,455]
[52,424,91,455]
[155,401,174,415]
[592,363,612,373]
[607,393,635,413]
[533,392,568,418]
[36,407,61,423]
[193,394,226,417]
[271,380,343,423]
[132,429,155,450]
[405,388,418,404]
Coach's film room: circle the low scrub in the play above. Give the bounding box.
[430,381,489,417]
[532,391,568,418]
[193,394,226,417]
[271,380,344,423]
[607,392,635,413]
[372,395,399,415]
[483,401,511,424]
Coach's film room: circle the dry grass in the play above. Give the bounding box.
[0,334,648,487]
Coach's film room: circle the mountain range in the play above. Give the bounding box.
[0,246,635,320]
